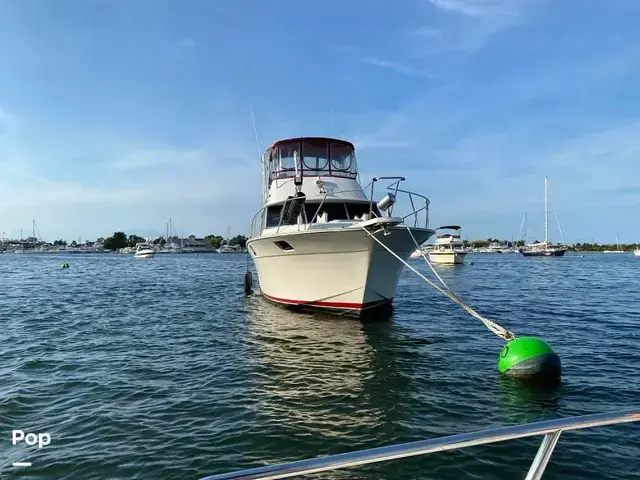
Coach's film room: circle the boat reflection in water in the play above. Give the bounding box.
[242,295,430,477]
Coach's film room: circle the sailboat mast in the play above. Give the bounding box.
[544,177,549,244]
[32,220,35,247]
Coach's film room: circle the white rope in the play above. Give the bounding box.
[362,224,516,342]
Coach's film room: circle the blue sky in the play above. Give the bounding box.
[1,0,639,243]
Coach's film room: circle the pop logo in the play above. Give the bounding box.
[12,430,51,448]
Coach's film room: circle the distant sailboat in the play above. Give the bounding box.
[603,237,625,253]
[519,177,567,257]
[217,226,235,253]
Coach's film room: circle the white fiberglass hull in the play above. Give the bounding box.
[410,248,433,259]
[134,251,155,258]
[428,251,466,265]
[634,250,640,257]
[248,225,434,317]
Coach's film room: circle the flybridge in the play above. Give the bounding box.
[261,137,358,184]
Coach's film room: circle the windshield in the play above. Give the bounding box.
[302,140,329,172]
[269,139,357,181]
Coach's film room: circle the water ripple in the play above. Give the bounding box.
[0,252,638,479]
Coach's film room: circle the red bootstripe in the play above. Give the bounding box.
[262,292,389,309]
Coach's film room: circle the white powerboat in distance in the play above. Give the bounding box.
[246,136,436,319]
[428,225,467,265]
[134,243,156,258]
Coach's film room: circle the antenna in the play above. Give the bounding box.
[249,104,261,159]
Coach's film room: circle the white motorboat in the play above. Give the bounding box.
[246,136,435,318]
[134,243,155,258]
[427,225,467,265]
[634,249,640,257]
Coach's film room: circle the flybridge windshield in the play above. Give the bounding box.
[268,138,358,181]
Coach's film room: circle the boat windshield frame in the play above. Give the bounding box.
[436,225,462,239]
[265,137,358,183]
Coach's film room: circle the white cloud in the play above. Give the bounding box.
[413,0,528,54]
[107,146,206,170]
[0,120,263,239]
[426,0,522,18]
[358,56,434,78]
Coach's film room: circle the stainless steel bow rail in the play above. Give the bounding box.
[249,177,431,238]
[200,408,640,480]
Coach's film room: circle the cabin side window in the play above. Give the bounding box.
[265,203,304,227]
[265,205,283,227]
[263,147,274,186]
[330,142,357,176]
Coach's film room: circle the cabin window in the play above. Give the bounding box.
[265,203,304,227]
[263,147,274,185]
[302,140,329,172]
[265,205,283,227]
[275,142,300,178]
[345,202,380,219]
[330,142,356,174]
[303,202,381,222]
[268,139,358,181]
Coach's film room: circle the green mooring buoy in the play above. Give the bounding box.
[498,337,561,380]
[61,262,69,269]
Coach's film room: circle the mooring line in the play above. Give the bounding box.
[362,224,516,342]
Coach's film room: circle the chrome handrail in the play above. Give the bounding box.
[200,408,640,480]
[249,177,432,238]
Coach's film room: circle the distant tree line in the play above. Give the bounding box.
[204,234,247,249]
[100,231,248,251]
[462,239,639,251]
[569,242,639,252]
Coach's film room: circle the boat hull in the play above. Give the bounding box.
[428,251,467,265]
[134,252,155,258]
[248,225,434,318]
[519,249,566,257]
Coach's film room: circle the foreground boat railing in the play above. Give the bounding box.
[200,408,639,480]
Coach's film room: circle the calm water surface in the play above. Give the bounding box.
[1,252,639,479]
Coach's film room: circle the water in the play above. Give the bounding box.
[1,252,639,479]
